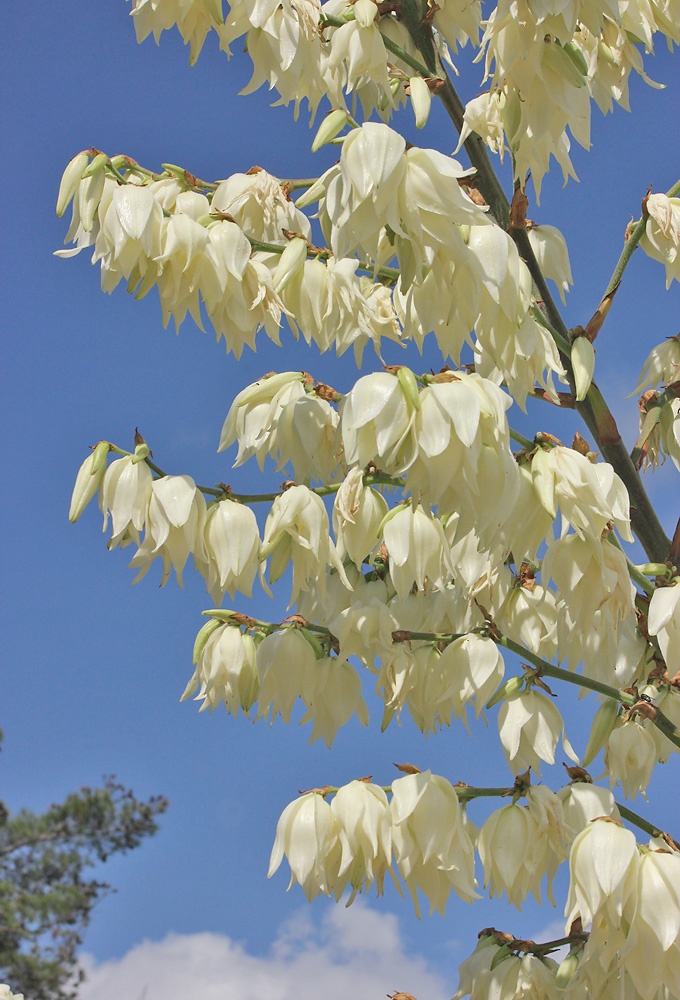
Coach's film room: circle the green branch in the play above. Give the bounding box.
[601,176,680,303]
[616,801,680,849]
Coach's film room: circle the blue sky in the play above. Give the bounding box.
[2,3,679,996]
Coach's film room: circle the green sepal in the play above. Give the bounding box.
[192,618,223,665]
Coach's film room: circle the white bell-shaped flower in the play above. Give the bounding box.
[557,782,620,843]
[531,445,633,542]
[218,371,305,469]
[478,801,547,908]
[341,370,418,475]
[268,791,343,901]
[640,193,680,288]
[604,718,658,800]
[333,467,388,569]
[565,817,639,932]
[275,393,341,484]
[202,499,261,601]
[437,634,505,722]
[260,485,348,603]
[99,455,153,548]
[256,627,318,725]
[390,770,477,915]
[298,656,369,747]
[527,223,573,304]
[631,334,680,395]
[648,582,680,676]
[127,475,208,586]
[329,587,397,668]
[330,779,392,902]
[621,846,680,1000]
[382,505,454,600]
[542,533,635,636]
[498,687,579,776]
[96,183,163,291]
[453,936,558,1000]
[130,0,224,64]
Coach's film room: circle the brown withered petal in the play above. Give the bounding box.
[509,186,529,229]
[563,762,593,783]
[571,431,592,456]
[393,762,422,774]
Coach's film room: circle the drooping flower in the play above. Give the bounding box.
[390,770,478,915]
[260,485,349,603]
[332,467,388,569]
[182,623,259,715]
[648,581,680,676]
[382,505,454,600]
[497,687,579,776]
[202,499,261,602]
[127,475,208,586]
[268,791,343,901]
[99,454,154,549]
[330,779,392,901]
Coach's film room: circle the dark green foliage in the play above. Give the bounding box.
[0,732,167,1000]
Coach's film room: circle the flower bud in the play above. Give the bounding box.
[572,335,595,401]
[312,109,352,153]
[409,76,432,129]
[485,674,524,710]
[56,151,90,217]
[68,441,110,523]
[81,151,108,179]
[582,697,619,767]
[273,237,308,293]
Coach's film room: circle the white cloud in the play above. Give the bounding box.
[78,904,450,1000]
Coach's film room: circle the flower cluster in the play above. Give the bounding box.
[565,818,680,999]
[268,770,477,914]
[55,155,402,359]
[183,623,368,746]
